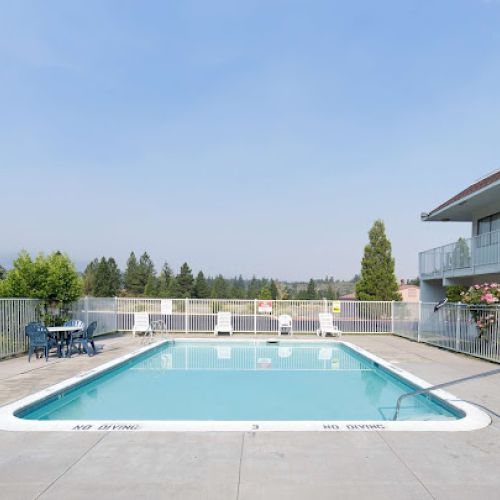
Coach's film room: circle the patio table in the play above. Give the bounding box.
[47,326,83,357]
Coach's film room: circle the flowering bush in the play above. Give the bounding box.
[460,283,499,337]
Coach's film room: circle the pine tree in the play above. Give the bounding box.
[193,271,210,298]
[123,252,143,295]
[247,276,259,299]
[211,274,229,298]
[306,279,317,300]
[258,287,272,299]
[93,257,111,296]
[325,284,335,300]
[174,262,194,298]
[137,252,156,293]
[270,280,278,300]
[355,220,401,301]
[107,258,122,296]
[230,275,246,299]
[144,275,159,297]
[82,258,99,295]
[158,263,174,297]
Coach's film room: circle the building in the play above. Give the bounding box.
[398,283,420,302]
[419,169,500,302]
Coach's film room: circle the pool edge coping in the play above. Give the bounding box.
[0,337,491,432]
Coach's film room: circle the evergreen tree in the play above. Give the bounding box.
[230,275,246,299]
[325,284,336,300]
[107,258,122,296]
[93,257,111,297]
[82,258,98,295]
[270,280,279,300]
[247,276,259,299]
[144,275,159,297]
[211,274,229,298]
[123,252,143,295]
[258,287,272,300]
[174,262,194,298]
[158,263,174,297]
[193,271,210,298]
[137,252,156,293]
[305,279,317,300]
[355,220,401,301]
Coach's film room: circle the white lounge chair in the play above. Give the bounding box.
[214,312,233,336]
[317,313,342,338]
[132,312,153,339]
[278,314,293,336]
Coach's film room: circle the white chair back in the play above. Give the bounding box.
[217,312,232,329]
[134,312,150,331]
[319,313,334,330]
[278,314,292,328]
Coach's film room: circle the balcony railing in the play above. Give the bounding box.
[419,230,500,279]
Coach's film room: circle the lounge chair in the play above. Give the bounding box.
[25,322,59,362]
[316,313,342,338]
[214,312,233,336]
[278,314,293,336]
[132,312,153,339]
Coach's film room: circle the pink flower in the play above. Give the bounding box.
[481,293,498,304]
[474,285,480,289]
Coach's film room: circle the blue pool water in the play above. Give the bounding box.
[19,341,462,421]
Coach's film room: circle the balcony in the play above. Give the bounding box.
[419,230,500,280]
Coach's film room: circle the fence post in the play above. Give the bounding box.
[455,305,461,351]
[417,302,421,342]
[185,298,189,335]
[114,296,118,332]
[254,299,257,336]
[85,296,89,327]
[391,301,395,334]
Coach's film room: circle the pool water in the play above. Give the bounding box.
[19,341,461,422]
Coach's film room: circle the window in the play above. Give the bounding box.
[477,212,500,246]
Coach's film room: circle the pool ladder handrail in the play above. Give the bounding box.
[393,367,500,421]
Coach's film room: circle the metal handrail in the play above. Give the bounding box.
[393,367,500,420]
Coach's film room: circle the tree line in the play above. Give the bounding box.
[82,252,341,300]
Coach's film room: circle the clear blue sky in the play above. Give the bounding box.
[1,0,500,280]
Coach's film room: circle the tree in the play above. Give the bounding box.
[82,258,98,295]
[158,263,174,297]
[123,252,143,295]
[355,220,401,301]
[193,271,210,298]
[258,287,272,299]
[0,264,6,280]
[137,252,156,293]
[306,279,317,300]
[325,284,336,300]
[270,280,279,300]
[174,262,194,298]
[106,258,122,296]
[230,275,246,299]
[247,276,260,299]
[0,251,82,323]
[144,275,159,297]
[211,274,229,298]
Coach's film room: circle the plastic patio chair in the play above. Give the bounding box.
[132,312,153,339]
[214,312,233,336]
[67,321,97,357]
[25,321,59,362]
[64,319,86,357]
[278,314,293,336]
[316,313,342,338]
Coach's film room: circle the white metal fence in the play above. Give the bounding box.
[0,299,40,359]
[115,298,393,334]
[418,303,500,363]
[1,297,499,364]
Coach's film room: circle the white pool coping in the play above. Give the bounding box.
[0,338,491,432]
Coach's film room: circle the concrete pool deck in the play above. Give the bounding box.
[0,334,499,499]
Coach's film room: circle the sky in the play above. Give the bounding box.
[1,0,500,281]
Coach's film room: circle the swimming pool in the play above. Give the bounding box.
[0,339,490,432]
